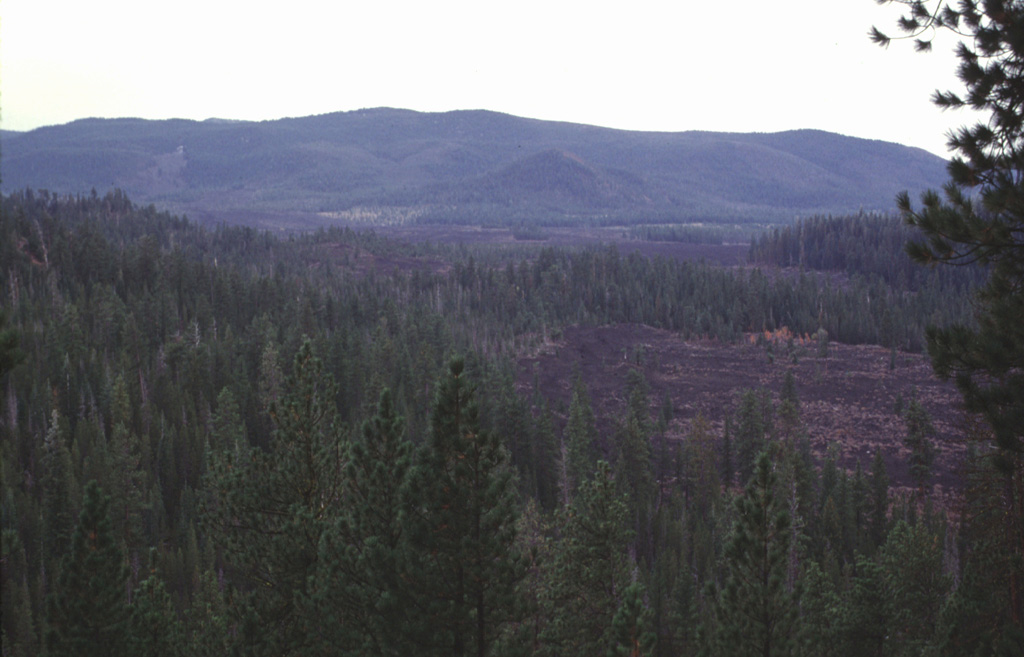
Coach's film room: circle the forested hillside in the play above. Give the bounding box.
[0,109,948,226]
[1,190,1018,655]
[749,213,987,290]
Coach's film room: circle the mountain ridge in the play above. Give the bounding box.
[0,108,950,226]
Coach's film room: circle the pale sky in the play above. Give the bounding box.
[2,0,975,157]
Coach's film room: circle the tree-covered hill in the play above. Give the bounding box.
[0,109,948,226]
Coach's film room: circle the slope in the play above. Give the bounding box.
[0,109,949,225]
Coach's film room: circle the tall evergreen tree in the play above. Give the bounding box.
[721,417,734,489]
[682,414,721,529]
[1,530,38,657]
[311,386,415,656]
[798,560,841,657]
[874,0,1024,630]
[46,480,130,657]
[838,555,887,657]
[542,461,634,657]
[704,452,801,657]
[607,580,657,657]
[204,339,346,656]
[564,371,599,501]
[211,386,245,455]
[530,402,561,511]
[184,567,232,657]
[733,388,774,485]
[879,520,950,657]
[902,395,937,494]
[129,554,186,657]
[106,421,148,560]
[405,357,524,657]
[0,308,24,380]
[933,441,1024,656]
[40,409,77,571]
[873,0,1024,473]
[777,369,802,442]
[617,369,656,561]
[867,450,890,552]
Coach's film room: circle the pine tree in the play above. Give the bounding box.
[777,369,801,442]
[106,421,148,559]
[210,386,244,455]
[530,402,561,511]
[184,567,232,657]
[1,529,38,657]
[607,580,657,657]
[564,372,599,500]
[929,440,1024,656]
[542,461,634,657]
[867,450,890,552]
[902,394,937,495]
[0,308,25,380]
[129,553,186,657]
[772,372,814,571]
[705,452,801,657]
[682,414,721,528]
[506,498,551,656]
[878,520,950,657]
[46,480,130,657]
[405,357,524,657]
[256,337,284,443]
[798,560,841,657]
[873,0,1024,472]
[616,369,656,561]
[838,555,887,657]
[873,0,1024,629]
[733,388,773,485]
[40,409,77,570]
[721,416,734,489]
[849,460,873,556]
[311,386,414,655]
[204,338,346,656]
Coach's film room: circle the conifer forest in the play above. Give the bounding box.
[4,2,1024,655]
[0,185,1015,657]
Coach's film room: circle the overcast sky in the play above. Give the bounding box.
[2,0,976,157]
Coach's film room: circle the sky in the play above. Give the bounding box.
[2,0,978,157]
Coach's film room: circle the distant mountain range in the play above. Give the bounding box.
[0,108,950,226]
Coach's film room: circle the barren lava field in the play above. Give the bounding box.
[517,324,968,501]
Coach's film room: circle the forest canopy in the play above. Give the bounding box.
[0,186,1018,655]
